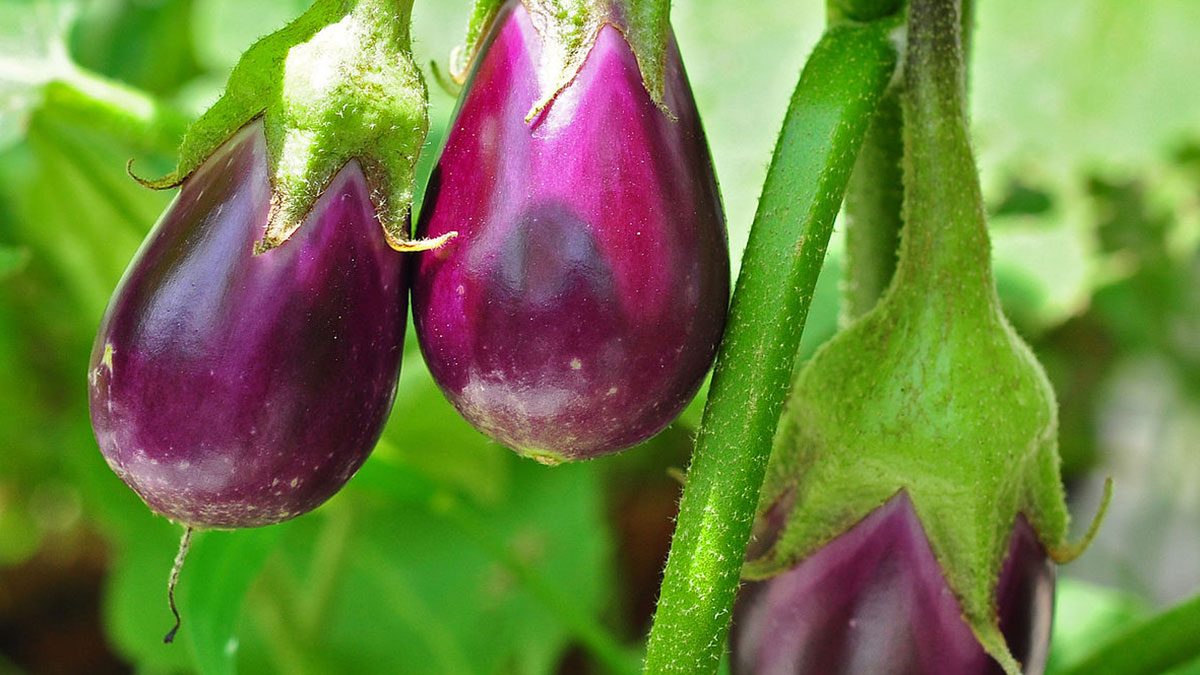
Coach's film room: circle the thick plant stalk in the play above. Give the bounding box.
[731,0,1098,670]
[842,90,903,322]
[642,18,900,674]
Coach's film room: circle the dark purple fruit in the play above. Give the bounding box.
[732,493,1055,675]
[88,122,406,528]
[412,1,729,463]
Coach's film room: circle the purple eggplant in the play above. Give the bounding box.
[88,122,406,528]
[732,493,1054,675]
[412,1,729,463]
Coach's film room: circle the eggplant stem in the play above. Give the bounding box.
[163,525,195,644]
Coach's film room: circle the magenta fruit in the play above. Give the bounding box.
[412,1,729,463]
[88,122,406,529]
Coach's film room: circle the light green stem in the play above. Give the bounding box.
[641,17,900,675]
[842,90,903,322]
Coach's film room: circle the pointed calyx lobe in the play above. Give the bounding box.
[137,0,439,252]
[743,0,1106,673]
[452,0,672,120]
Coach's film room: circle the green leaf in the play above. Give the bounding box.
[0,0,74,151]
[69,0,202,96]
[972,1,1200,180]
[182,528,287,675]
[1047,578,1150,674]
[0,245,29,279]
[236,458,617,674]
[1054,586,1200,675]
[191,0,311,73]
[100,503,283,675]
[991,210,1092,335]
[379,355,510,506]
[103,515,194,672]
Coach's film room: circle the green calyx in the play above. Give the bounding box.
[136,0,449,253]
[452,0,672,121]
[745,1,1109,673]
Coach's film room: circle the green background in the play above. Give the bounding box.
[1,0,1198,673]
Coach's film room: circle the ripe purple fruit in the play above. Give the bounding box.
[732,493,1054,675]
[88,122,406,529]
[413,1,729,463]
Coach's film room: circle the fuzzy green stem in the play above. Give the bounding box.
[842,90,903,322]
[351,0,414,46]
[834,0,906,323]
[962,0,975,71]
[894,0,991,306]
[1058,594,1200,675]
[642,20,899,675]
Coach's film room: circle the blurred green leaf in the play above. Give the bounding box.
[0,245,28,279]
[183,528,287,675]
[1051,580,1200,675]
[233,457,617,674]
[0,0,75,152]
[379,356,510,506]
[973,1,1200,181]
[991,210,1091,335]
[1047,577,1151,673]
[190,0,310,73]
[103,515,194,673]
[69,0,201,95]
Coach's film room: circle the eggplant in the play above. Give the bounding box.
[732,493,1054,675]
[413,0,729,463]
[88,122,406,529]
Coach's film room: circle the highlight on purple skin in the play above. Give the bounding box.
[732,492,1055,675]
[413,1,730,463]
[88,121,407,529]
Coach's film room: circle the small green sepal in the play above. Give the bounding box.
[454,0,673,121]
[137,0,435,253]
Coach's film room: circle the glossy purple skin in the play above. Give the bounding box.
[412,2,729,461]
[732,493,1055,675]
[88,123,406,528]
